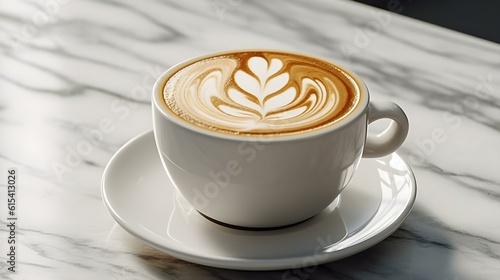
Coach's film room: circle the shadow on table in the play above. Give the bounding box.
[131,205,456,280]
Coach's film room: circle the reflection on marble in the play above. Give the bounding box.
[0,0,499,279]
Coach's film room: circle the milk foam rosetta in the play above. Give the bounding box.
[163,51,360,135]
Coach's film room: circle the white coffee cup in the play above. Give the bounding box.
[152,50,409,229]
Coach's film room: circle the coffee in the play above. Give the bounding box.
[153,50,409,228]
[162,51,361,136]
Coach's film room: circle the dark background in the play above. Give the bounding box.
[353,0,500,44]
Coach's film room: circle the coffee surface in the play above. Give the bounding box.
[162,51,360,135]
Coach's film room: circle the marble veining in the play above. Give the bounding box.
[0,0,499,279]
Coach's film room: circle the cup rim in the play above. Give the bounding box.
[152,49,370,142]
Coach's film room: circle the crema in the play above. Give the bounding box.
[162,51,361,136]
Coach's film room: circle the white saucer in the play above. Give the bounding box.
[102,131,417,271]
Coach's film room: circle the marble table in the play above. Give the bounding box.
[1,0,499,279]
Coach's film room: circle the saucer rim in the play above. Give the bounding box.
[101,130,417,271]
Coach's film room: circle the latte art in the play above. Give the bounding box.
[163,52,360,135]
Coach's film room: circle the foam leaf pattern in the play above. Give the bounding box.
[175,53,348,133]
[230,56,297,118]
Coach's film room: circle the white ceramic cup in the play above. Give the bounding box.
[152,50,409,229]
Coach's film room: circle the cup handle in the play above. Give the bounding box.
[362,101,409,158]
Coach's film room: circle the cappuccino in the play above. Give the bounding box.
[153,50,409,228]
[162,51,361,136]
